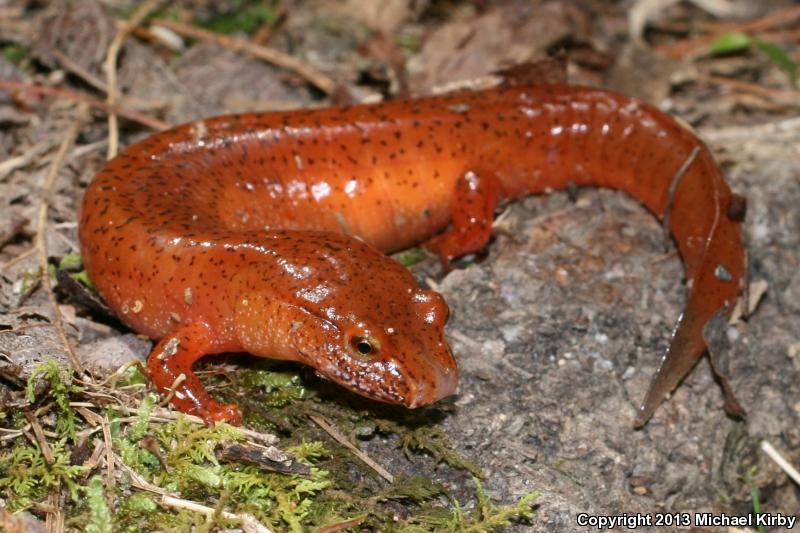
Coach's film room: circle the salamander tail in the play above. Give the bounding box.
[633,301,708,428]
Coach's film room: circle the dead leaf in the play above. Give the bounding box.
[76,333,150,377]
[410,2,576,91]
[0,325,70,385]
[33,1,116,79]
[340,0,427,34]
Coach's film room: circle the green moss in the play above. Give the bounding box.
[395,32,423,53]
[384,421,483,477]
[129,392,157,441]
[2,44,30,65]
[26,359,83,441]
[116,364,149,387]
[0,438,88,511]
[394,478,538,532]
[3,360,537,530]
[241,367,308,407]
[85,476,113,533]
[56,253,96,289]
[58,253,83,271]
[18,269,40,300]
[393,247,429,267]
[200,0,280,35]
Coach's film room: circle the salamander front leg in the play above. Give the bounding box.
[147,322,242,425]
[425,171,499,270]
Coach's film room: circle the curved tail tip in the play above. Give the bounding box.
[633,402,657,429]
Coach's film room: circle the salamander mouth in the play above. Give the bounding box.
[307,338,458,408]
[403,358,458,408]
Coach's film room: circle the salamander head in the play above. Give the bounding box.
[259,240,459,408]
[315,285,458,408]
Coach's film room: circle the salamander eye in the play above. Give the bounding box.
[350,335,380,357]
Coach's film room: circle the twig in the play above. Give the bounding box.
[0,140,55,180]
[110,404,280,446]
[104,0,166,159]
[49,47,169,111]
[75,406,104,426]
[0,247,36,273]
[82,439,106,470]
[160,494,274,532]
[102,414,115,490]
[0,139,106,182]
[700,116,800,142]
[308,414,394,483]
[50,47,111,94]
[0,428,25,441]
[88,359,146,388]
[656,4,800,59]
[704,5,800,35]
[0,80,169,130]
[158,372,187,407]
[151,18,338,94]
[311,517,366,533]
[743,28,800,46]
[114,452,175,496]
[24,412,54,464]
[699,74,800,104]
[45,489,64,533]
[36,107,87,373]
[761,440,800,486]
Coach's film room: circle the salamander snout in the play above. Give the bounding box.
[403,342,459,408]
[332,321,458,408]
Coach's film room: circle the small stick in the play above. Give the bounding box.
[50,47,110,94]
[83,439,106,470]
[0,139,55,180]
[0,427,25,441]
[49,47,169,111]
[158,372,187,407]
[0,80,169,130]
[151,18,338,94]
[159,494,274,532]
[114,452,174,496]
[45,489,64,533]
[24,412,54,464]
[35,107,88,373]
[308,414,394,483]
[700,74,800,102]
[311,517,366,533]
[75,405,104,426]
[761,440,800,486]
[0,247,36,273]
[110,404,280,446]
[102,414,115,490]
[700,116,800,142]
[104,0,166,159]
[656,4,800,59]
[704,5,800,35]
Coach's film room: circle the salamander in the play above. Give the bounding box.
[79,83,747,427]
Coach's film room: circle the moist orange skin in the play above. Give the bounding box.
[79,84,746,426]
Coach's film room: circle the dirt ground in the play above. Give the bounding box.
[1,1,799,531]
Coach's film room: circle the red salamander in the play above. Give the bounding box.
[79,83,747,426]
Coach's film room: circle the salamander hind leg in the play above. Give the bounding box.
[424,171,499,271]
[147,322,242,426]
